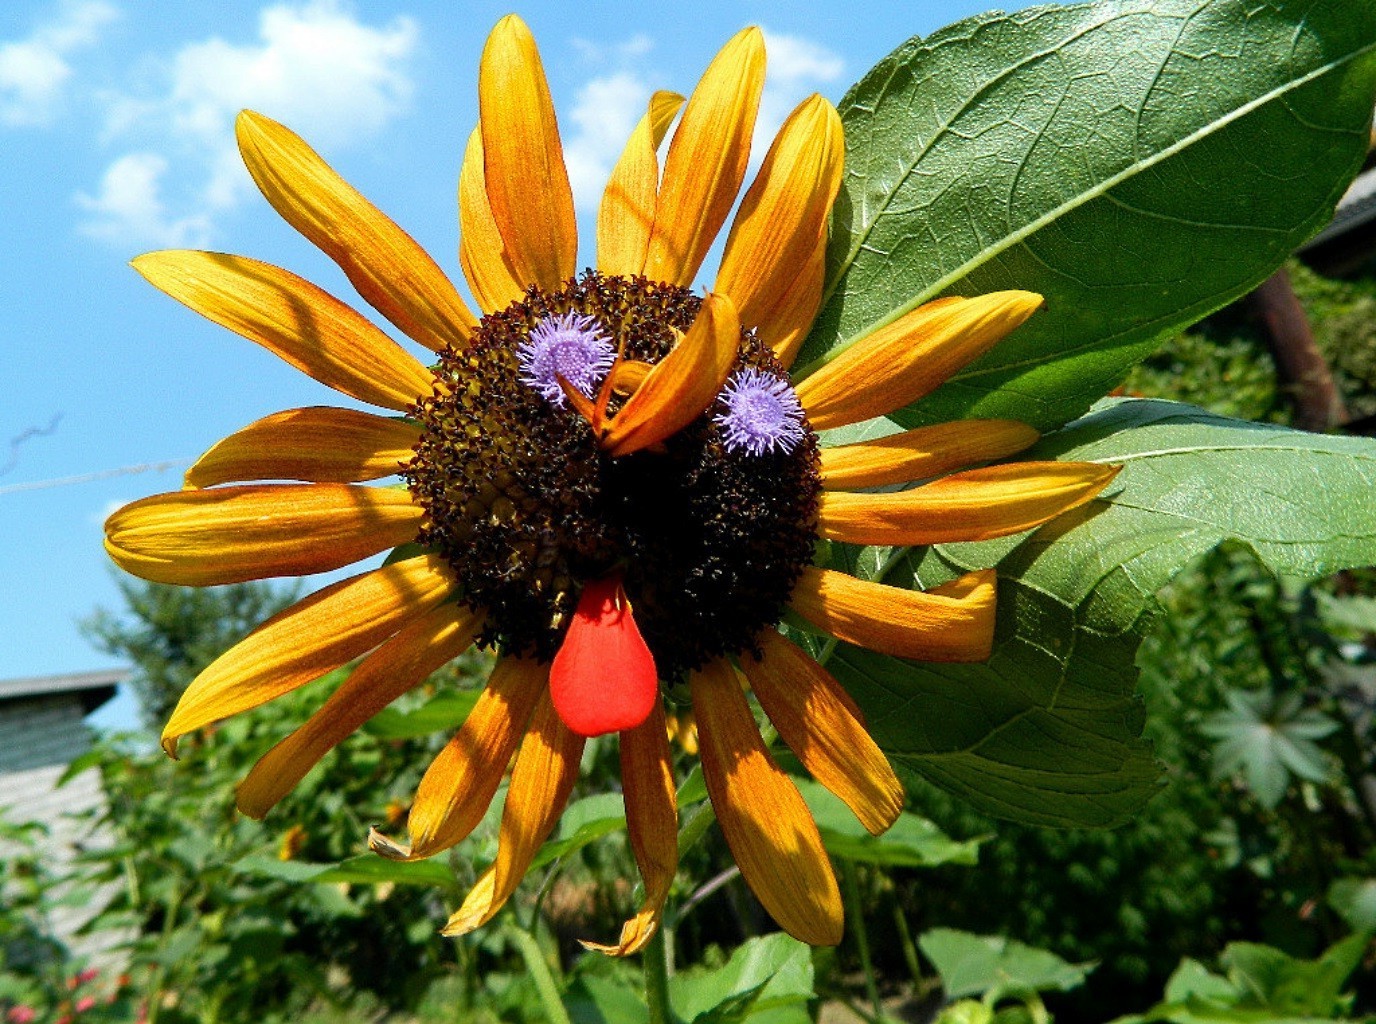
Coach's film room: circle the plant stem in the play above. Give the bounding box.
[507,923,572,1024]
[644,921,673,1024]
[842,860,883,1021]
[891,903,924,991]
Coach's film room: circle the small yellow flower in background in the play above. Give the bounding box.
[665,710,698,757]
[104,14,1117,952]
[277,823,308,862]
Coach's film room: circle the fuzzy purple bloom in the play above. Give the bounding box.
[715,368,807,456]
[518,313,616,407]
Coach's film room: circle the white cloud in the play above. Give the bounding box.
[563,72,652,211]
[756,29,844,157]
[75,152,213,248]
[79,0,417,247]
[0,0,118,127]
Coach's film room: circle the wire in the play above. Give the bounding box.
[0,459,192,497]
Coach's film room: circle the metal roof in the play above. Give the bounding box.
[0,669,127,713]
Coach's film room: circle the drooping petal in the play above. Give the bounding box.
[602,292,739,456]
[236,110,476,352]
[816,462,1120,547]
[582,703,678,956]
[105,484,423,586]
[442,692,585,936]
[478,15,577,293]
[819,420,1040,491]
[597,91,685,278]
[371,655,547,861]
[132,252,434,411]
[691,658,842,946]
[236,601,481,819]
[161,555,453,756]
[185,407,421,489]
[715,95,843,364]
[642,28,764,287]
[789,566,997,663]
[458,128,526,314]
[740,632,902,836]
[550,577,659,737]
[795,293,1045,429]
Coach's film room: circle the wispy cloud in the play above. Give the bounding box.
[78,0,417,248]
[0,0,118,127]
[756,29,845,154]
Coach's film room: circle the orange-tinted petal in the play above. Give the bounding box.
[820,420,1040,491]
[458,128,526,314]
[371,655,547,861]
[132,251,434,412]
[597,91,685,278]
[716,95,843,364]
[442,692,585,935]
[816,462,1120,547]
[236,110,475,352]
[550,577,658,737]
[582,703,678,955]
[602,292,739,456]
[643,28,764,286]
[741,632,902,836]
[236,601,481,819]
[796,293,1045,429]
[185,407,420,489]
[790,566,997,663]
[161,554,453,755]
[105,484,422,586]
[478,15,576,293]
[691,658,842,946]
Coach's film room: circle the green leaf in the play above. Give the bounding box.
[1221,934,1369,1016]
[830,399,1376,826]
[668,933,814,1023]
[918,928,1092,1003]
[361,688,478,739]
[799,0,1376,432]
[1199,691,1338,807]
[234,853,454,888]
[1328,877,1376,934]
[793,777,984,867]
[529,793,628,872]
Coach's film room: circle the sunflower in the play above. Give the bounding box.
[104,15,1118,952]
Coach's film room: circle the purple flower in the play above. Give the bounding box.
[715,368,807,456]
[518,313,616,407]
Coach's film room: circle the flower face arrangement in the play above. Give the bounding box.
[108,15,1140,952]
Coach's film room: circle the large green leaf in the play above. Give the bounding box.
[798,0,1376,431]
[918,928,1093,1002]
[829,399,1376,826]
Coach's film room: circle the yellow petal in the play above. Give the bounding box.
[105,484,422,586]
[185,407,421,489]
[459,128,526,314]
[602,292,739,456]
[817,462,1120,547]
[716,95,843,364]
[478,15,577,293]
[236,110,475,352]
[236,602,480,819]
[790,566,997,663]
[795,292,1045,429]
[582,703,678,956]
[132,252,434,412]
[643,28,765,287]
[691,658,842,946]
[741,632,902,836]
[442,691,585,935]
[597,91,684,278]
[371,655,547,861]
[820,420,1040,491]
[161,554,453,756]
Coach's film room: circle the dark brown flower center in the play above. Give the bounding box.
[405,271,820,679]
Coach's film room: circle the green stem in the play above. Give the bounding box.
[891,903,924,991]
[644,922,673,1024]
[842,860,883,1022]
[507,924,572,1024]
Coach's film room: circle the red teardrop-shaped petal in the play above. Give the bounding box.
[550,577,659,737]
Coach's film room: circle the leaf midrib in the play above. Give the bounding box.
[805,14,1376,376]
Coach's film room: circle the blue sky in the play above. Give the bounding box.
[0,0,1027,728]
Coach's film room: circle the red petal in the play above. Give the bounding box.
[550,577,659,737]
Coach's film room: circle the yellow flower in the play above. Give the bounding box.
[104,15,1117,952]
